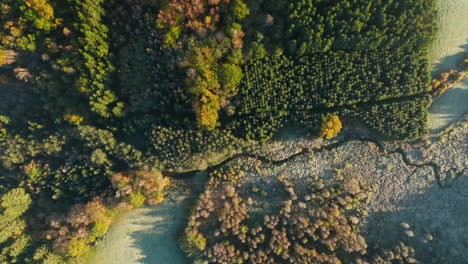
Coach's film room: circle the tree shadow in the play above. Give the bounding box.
[128,174,208,264]
[431,41,467,75]
[125,195,193,264]
[429,41,468,133]
[429,85,468,132]
[0,68,43,124]
[363,173,468,263]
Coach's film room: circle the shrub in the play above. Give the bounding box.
[66,238,89,257]
[431,82,448,96]
[163,25,182,48]
[452,72,465,82]
[90,220,110,239]
[129,191,146,207]
[319,115,342,139]
[232,0,250,20]
[186,230,207,251]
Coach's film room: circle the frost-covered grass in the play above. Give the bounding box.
[428,0,468,132]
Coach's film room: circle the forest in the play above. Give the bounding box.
[0,0,441,263]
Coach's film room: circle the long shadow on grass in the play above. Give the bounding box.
[363,172,468,263]
[429,42,468,133]
[432,42,467,74]
[130,174,208,264]
[429,85,468,130]
[129,196,193,264]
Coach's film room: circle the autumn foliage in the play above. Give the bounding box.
[45,197,111,256]
[158,0,248,129]
[319,115,343,139]
[111,171,170,206]
[158,0,231,32]
[0,49,17,66]
[431,69,466,96]
[43,170,170,258]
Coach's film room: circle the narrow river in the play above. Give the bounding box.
[87,0,468,263]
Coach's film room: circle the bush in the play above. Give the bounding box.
[232,0,250,20]
[66,238,89,257]
[129,191,146,207]
[90,220,110,239]
[452,72,465,82]
[163,25,182,47]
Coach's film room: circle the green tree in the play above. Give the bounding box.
[217,63,243,93]
[0,188,33,263]
[66,238,89,257]
[232,0,250,20]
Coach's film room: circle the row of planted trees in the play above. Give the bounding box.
[245,0,436,56]
[237,50,429,115]
[223,0,437,141]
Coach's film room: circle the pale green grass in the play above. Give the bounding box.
[85,171,210,264]
[86,195,191,264]
[428,0,468,133]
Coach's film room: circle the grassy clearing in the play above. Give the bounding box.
[428,0,468,132]
[86,195,191,264]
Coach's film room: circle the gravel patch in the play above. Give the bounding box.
[229,120,468,263]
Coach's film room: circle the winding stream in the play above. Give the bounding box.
[87,0,468,263]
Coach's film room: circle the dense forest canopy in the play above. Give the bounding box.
[0,0,439,262]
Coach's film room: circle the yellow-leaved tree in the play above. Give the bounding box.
[319,114,343,139]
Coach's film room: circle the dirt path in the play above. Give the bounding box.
[428,0,468,133]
